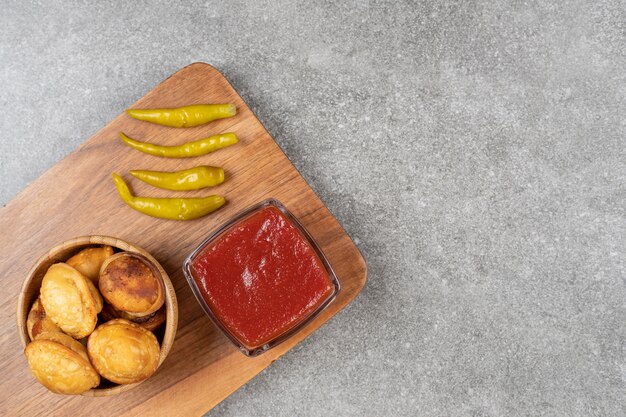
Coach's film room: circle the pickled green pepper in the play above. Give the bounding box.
[120,132,238,158]
[112,173,225,220]
[130,166,225,191]
[125,104,236,128]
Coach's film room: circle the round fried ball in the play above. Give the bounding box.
[87,319,160,385]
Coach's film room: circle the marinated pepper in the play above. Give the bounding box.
[112,173,225,220]
[120,132,238,158]
[130,166,225,191]
[126,104,236,127]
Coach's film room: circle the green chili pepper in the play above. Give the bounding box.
[129,166,225,191]
[120,132,238,158]
[126,104,237,128]
[112,173,225,220]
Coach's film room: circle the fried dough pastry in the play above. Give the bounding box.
[100,303,167,332]
[25,332,100,394]
[99,302,118,322]
[40,263,103,339]
[85,274,103,313]
[66,245,114,284]
[87,319,160,385]
[34,331,90,362]
[99,253,165,318]
[26,298,61,341]
[127,306,167,332]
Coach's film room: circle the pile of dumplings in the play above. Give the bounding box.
[24,245,167,395]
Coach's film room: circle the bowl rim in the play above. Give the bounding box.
[16,235,178,397]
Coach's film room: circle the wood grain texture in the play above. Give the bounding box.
[0,63,367,416]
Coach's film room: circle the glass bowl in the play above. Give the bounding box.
[183,198,340,356]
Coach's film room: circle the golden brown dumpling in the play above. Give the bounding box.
[25,332,100,394]
[99,302,118,323]
[100,303,166,332]
[82,271,103,314]
[66,245,114,284]
[34,331,90,362]
[99,253,165,318]
[40,263,103,339]
[26,298,61,341]
[128,306,167,332]
[87,319,160,384]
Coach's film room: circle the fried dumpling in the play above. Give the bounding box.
[26,298,61,341]
[85,275,103,314]
[87,319,160,385]
[40,263,103,339]
[34,331,90,362]
[25,332,100,394]
[99,302,118,323]
[66,245,114,284]
[99,253,165,318]
[100,303,167,332]
[127,306,167,332]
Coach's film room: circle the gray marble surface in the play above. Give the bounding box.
[2,1,625,416]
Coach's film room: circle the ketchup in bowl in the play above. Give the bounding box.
[183,199,340,356]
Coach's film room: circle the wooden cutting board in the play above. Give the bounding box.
[0,63,367,416]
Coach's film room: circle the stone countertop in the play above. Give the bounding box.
[2,1,625,416]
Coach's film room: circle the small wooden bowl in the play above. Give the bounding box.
[16,235,178,397]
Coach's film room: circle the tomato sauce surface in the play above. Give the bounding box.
[190,206,334,349]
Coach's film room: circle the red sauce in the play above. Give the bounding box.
[190,206,334,349]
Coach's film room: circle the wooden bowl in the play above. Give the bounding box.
[16,235,178,397]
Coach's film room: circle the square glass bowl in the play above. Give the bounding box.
[183,198,341,356]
